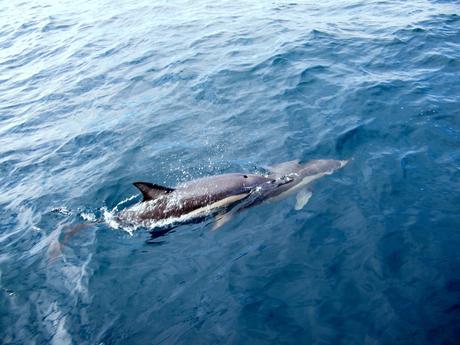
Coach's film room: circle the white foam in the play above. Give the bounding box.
[112,194,138,211]
[80,212,96,222]
[51,207,72,216]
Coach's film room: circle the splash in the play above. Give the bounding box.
[102,199,218,236]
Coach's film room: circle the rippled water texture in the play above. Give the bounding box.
[1,0,460,344]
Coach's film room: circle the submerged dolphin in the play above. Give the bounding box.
[212,159,349,228]
[256,158,348,208]
[117,159,348,229]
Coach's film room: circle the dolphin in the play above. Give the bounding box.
[258,158,348,208]
[212,159,349,228]
[116,173,281,227]
[116,159,348,230]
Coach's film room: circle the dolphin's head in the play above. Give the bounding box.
[254,158,349,203]
[240,173,275,190]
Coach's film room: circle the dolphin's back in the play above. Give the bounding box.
[298,159,346,176]
[177,174,258,197]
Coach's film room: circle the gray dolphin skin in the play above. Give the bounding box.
[256,159,348,207]
[117,159,348,228]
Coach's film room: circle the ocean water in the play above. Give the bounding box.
[1,0,460,344]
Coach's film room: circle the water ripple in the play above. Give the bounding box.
[1,0,460,344]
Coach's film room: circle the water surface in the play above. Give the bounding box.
[1,0,460,344]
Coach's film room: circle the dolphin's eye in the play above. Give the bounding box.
[243,175,248,178]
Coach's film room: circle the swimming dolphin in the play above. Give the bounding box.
[117,159,348,229]
[212,159,349,227]
[259,158,348,208]
[116,173,282,227]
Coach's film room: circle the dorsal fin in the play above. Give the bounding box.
[133,182,175,202]
[267,159,302,175]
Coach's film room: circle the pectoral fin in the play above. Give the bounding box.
[212,212,234,230]
[295,189,312,210]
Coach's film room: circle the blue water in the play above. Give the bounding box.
[1,0,460,344]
